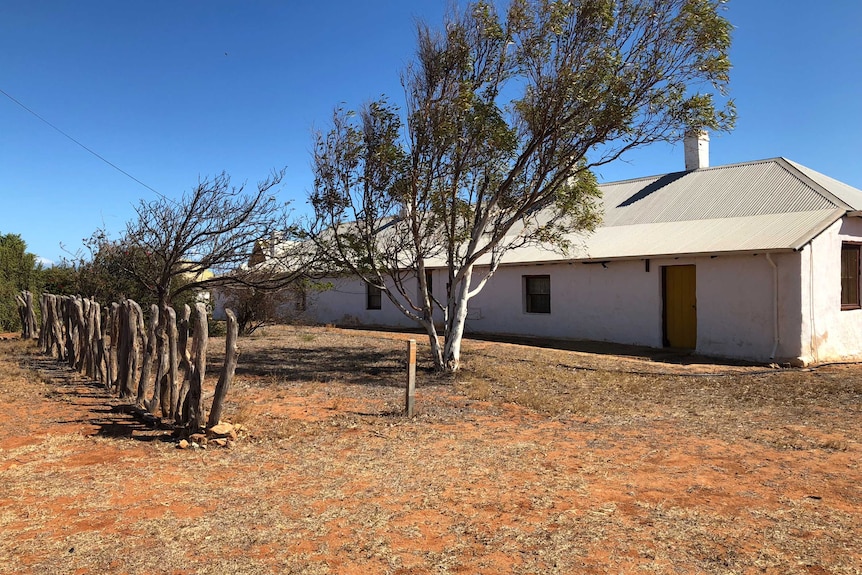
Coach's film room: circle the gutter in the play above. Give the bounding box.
[476,248,799,270]
[766,253,779,360]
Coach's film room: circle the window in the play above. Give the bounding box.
[842,243,860,309]
[525,275,551,314]
[425,270,433,296]
[366,282,382,310]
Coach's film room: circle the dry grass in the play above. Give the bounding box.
[1,325,860,574]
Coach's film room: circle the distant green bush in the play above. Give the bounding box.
[0,233,40,332]
[208,319,227,337]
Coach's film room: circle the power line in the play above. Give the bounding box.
[0,86,166,199]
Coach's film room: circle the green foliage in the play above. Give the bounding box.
[0,233,41,331]
[69,234,200,310]
[39,263,78,296]
[208,318,227,337]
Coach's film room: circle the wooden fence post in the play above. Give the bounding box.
[16,291,36,339]
[38,293,48,349]
[174,304,192,423]
[165,307,179,420]
[183,302,209,431]
[72,298,87,372]
[137,304,159,410]
[50,295,64,360]
[108,302,120,391]
[81,298,92,375]
[87,299,105,383]
[405,339,416,417]
[207,308,239,428]
[63,297,77,369]
[119,300,143,399]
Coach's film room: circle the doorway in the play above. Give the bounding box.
[663,265,697,349]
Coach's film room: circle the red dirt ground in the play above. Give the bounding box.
[0,328,860,574]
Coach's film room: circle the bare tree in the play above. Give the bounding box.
[100,170,310,313]
[309,0,734,372]
[216,277,321,335]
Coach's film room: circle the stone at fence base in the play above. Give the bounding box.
[207,422,237,440]
[178,439,190,449]
[189,433,208,446]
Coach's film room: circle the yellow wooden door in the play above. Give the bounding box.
[663,265,697,349]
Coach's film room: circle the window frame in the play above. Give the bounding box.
[841,242,861,310]
[524,274,551,314]
[366,282,382,310]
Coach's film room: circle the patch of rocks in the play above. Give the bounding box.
[177,422,246,450]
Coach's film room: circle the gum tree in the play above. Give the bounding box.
[309,0,734,372]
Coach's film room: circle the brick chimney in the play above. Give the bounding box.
[684,129,709,170]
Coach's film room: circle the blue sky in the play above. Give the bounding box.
[1,1,860,266]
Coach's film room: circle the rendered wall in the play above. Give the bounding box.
[463,255,801,362]
[306,253,805,363]
[694,252,802,362]
[801,217,862,363]
[310,275,433,329]
[462,259,663,347]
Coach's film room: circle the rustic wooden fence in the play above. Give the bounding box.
[29,292,239,435]
[15,290,38,340]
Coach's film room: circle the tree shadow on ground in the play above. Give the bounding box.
[224,345,433,389]
[461,331,762,367]
[327,324,762,367]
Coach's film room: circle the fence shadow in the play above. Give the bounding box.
[25,355,177,443]
[219,344,432,389]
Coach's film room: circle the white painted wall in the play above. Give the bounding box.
[694,252,802,362]
[801,216,862,363]
[304,252,809,363]
[462,259,663,347]
[463,254,802,362]
[311,275,433,329]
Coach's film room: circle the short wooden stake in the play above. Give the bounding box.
[405,339,416,417]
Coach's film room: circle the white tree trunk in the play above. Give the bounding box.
[443,265,474,373]
[418,317,445,371]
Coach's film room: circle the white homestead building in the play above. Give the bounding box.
[228,136,862,366]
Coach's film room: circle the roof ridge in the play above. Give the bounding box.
[598,157,785,187]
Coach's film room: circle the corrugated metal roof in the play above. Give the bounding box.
[489,157,862,265]
[492,208,844,265]
[600,158,840,227]
[783,159,862,210]
[275,157,862,270]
